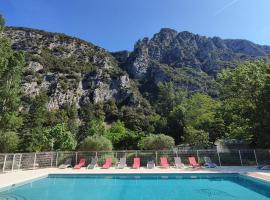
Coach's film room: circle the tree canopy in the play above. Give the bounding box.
[1,14,270,152]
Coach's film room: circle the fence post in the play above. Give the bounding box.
[18,154,22,170]
[75,152,78,164]
[55,152,59,167]
[33,153,37,169]
[253,150,258,166]
[11,154,16,171]
[95,151,98,158]
[135,151,137,157]
[197,150,200,163]
[155,151,158,164]
[239,150,243,166]
[2,154,7,172]
[217,151,221,166]
[50,152,54,167]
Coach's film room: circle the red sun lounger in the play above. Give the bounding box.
[133,157,140,169]
[74,158,86,169]
[102,157,112,169]
[188,157,200,168]
[160,157,169,168]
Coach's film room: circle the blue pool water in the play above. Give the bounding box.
[0,173,270,200]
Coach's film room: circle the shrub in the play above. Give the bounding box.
[105,120,145,149]
[0,131,20,153]
[79,135,113,151]
[184,126,210,148]
[45,123,77,151]
[138,134,175,150]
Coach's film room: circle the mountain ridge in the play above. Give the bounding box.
[4,26,270,111]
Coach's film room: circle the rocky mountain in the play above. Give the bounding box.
[4,27,270,110]
[4,27,146,111]
[113,28,270,96]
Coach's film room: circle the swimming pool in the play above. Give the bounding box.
[0,173,270,200]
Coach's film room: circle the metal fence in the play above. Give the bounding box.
[1,149,270,173]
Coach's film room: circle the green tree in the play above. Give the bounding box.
[63,101,79,135]
[138,134,175,150]
[0,15,24,132]
[45,123,77,151]
[184,93,224,144]
[21,91,48,152]
[87,119,107,136]
[105,120,145,149]
[0,15,4,31]
[0,131,20,153]
[184,126,210,148]
[217,60,269,142]
[156,82,187,116]
[79,135,113,151]
[121,106,155,133]
[94,102,105,120]
[78,102,95,141]
[167,105,185,144]
[254,68,270,148]
[105,120,126,147]
[104,99,119,121]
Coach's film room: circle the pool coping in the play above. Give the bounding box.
[0,175,48,192]
[0,167,270,192]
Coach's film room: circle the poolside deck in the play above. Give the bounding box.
[0,166,270,190]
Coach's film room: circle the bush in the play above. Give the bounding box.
[138,134,175,150]
[184,126,210,148]
[79,135,113,151]
[0,131,20,153]
[45,123,77,151]
[105,121,145,149]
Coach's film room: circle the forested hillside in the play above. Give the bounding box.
[0,15,270,153]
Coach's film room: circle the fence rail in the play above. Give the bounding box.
[0,149,269,173]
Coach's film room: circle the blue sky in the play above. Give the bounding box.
[1,0,270,51]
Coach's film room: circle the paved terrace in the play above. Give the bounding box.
[0,166,270,190]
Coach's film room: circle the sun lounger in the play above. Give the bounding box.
[59,158,72,169]
[74,158,86,169]
[258,165,270,170]
[147,160,155,169]
[133,157,140,169]
[203,157,217,168]
[87,157,98,169]
[188,157,200,168]
[160,157,169,168]
[116,157,126,169]
[102,157,112,169]
[174,157,185,168]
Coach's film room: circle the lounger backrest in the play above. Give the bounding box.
[174,157,182,164]
[148,160,155,164]
[90,157,98,165]
[78,159,86,165]
[188,157,197,165]
[160,157,168,164]
[105,157,112,165]
[120,158,126,164]
[134,158,140,164]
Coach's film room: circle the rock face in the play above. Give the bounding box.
[113,28,270,95]
[5,27,143,110]
[118,28,270,77]
[4,27,270,109]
